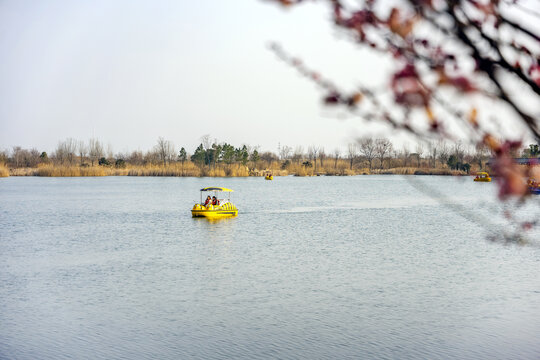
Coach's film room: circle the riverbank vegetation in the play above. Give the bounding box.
[0,163,9,177]
[2,137,537,178]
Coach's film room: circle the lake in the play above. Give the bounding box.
[1,176,539,359]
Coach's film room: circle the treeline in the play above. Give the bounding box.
[1,136,538,177]
[0,136,271,172]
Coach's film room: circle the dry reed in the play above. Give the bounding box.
[127,163,201,176]
[126,163,251,177]
[370,167,463,175]
[4,160,470,178]
[283,160,369,176]
[0,164,9,177]
[36,165,107,177]
[9,167,37,176]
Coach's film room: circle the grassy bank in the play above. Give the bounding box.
[126,163,250,177]
[11,165,123,177]
[8,163,252,177]
[4,163,470,177]
[370,167,466,176]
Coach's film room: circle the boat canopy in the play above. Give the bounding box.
[477,172,489,175]
[200,187,234,192]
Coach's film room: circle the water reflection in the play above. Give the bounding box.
[192,216,237,239]
[192,216,238,224]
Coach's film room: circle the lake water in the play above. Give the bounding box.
[1,176,539,359]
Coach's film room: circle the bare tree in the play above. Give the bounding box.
[155,137,176,166]
[78,140,87,166]
[115,152,128,161]
[54,140,75,165]
[66,138,77,165]
[427,141,438,168]
[474,143,490,170]
[357,138,376,170]
[166,143,176,164]
[390,149,399,168]
[453,141,465,165]
[144,149,160,165]
[129,150,144,166]
[319,147,326,168]
[88,138,104,166]
[279,145,292,160]
[12,146,24,167]
[28,149,40,167]
[106,143,114,161]
[292,145,304,163]
[200,134,211,150]
[54,143,66,165]
[333,148,340,169]
[402,144,410,167]
[438,141,450,167]
[260,151,278,163]
[375,138,393,169]
[156,137,167,166]
[346,143,358,170]
[54,138,77,165]
[308,145,322,172]
[307,146,314,162]
[415,143,424,167]
[10,147,40,167]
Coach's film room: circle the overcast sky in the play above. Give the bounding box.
[1,0,538,155]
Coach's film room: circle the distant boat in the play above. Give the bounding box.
[474,172,491,182]
[528,179,540,195]
[191,187,238,218]
[265,174,273,180]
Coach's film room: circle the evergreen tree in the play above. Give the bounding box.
[222,144,235,164]
[178,147,187,164]
[191,144,206,165]
[447,155,458,170]
[250,149,260,165]
[240,145,249,166]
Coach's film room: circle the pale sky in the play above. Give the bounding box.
[1,0,538,155]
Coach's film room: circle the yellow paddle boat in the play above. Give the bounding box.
[528,178,540,195]
[473,172,491,182]
[265,174,273,180]
[191,187,238,219]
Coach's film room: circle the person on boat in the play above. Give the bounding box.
[212,196,220,206]
[204,195,211,206]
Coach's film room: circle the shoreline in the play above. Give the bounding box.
[1,165,472,178]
